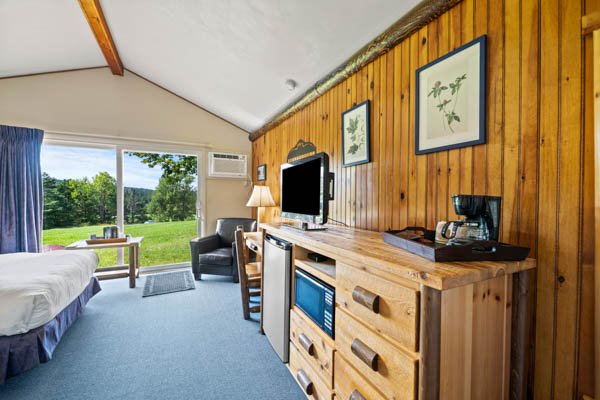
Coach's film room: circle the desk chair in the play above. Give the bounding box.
[234,227,261,320]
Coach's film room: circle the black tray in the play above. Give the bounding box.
[382,227,530,262]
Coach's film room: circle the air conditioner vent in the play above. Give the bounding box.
[208,152,247,178]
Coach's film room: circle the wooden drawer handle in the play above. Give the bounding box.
[351,338,379,371]
[349,389,367,400]
[297,369,314,395]
[352,286,380,313]
[298,333,315,356]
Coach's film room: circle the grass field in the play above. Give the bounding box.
[42,220,198,268]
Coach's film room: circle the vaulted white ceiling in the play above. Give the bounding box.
[1,0,420,132]
[0,0,106,77]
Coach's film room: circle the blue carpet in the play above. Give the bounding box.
[0,274,305,400]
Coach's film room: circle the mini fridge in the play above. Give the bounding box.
[262,234,293,362]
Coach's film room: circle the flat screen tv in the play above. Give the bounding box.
[280,152,334,226]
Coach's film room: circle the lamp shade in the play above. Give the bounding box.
[246,185,276,207]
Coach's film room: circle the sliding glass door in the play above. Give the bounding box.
[41,142,204,269]
[121,151,200,267]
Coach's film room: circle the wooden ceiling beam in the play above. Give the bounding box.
[78,0,123,76]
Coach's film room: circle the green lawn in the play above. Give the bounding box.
[43,220,198,268]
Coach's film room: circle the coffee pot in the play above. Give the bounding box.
[103,225,119,239]
[440,195,501,243]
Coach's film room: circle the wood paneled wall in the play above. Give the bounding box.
[251,0,598,397]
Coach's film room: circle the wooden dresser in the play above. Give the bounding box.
[260,223,536,400]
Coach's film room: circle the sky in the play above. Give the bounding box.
[40,145,181,190]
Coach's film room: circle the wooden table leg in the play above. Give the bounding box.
[128,245,136,288]
[136,244,140,278]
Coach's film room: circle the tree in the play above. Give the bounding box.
[43,173,75,229]
[124,187,153,223]
[127,152,197,180]
[147,175,196,222]
[69,177,98,225]
[92,172,116,224]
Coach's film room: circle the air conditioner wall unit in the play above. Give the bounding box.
[208,152,248,178]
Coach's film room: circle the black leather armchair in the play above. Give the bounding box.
[190,218,257,282]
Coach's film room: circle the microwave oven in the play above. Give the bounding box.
[293,267,334,339]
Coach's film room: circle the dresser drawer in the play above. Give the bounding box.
[290,308,335,388]
[335,308,418,400]
[290,341,334,400]
[336,262,419,351]
[334,352,386,400]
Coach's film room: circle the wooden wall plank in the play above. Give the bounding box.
[472,0,488,194]
[372,57,381,230]
[367,62,375,230]
[554,0,583,397]
[360,64,372,228]
[503,0,520,245]
[408,32,419,227]
[579,1,600,397]
[385,49,395,231]
[393,45,403,230]
[417,26,429,228]
[487,0,504,201]
[460,0,475,197]
[379,53,388,230]
[534,0,560,397]
[520,0,540,252]
[426,18,439,230]
[356,68,364,229]
[250,0,594,396]
[593,22,600,400]
[351,73,358,227]
[448,3,462,221]
[400,39,411,230]
[437,12,450,226]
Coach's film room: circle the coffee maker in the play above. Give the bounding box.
[441,195,501,243]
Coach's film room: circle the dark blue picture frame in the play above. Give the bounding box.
[341,99,371,167]
[415,35,487,155]
[257,163,266,181]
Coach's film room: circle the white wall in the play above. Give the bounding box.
[0,67,252,235]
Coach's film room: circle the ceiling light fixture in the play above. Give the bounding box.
[285,79,297,91]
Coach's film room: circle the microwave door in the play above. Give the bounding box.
[295,270,326,329]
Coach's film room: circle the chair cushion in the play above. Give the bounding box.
[198,247,232,266]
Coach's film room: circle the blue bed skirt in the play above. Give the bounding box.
[0,277,101,385]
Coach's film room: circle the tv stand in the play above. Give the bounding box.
[282,222,327,231]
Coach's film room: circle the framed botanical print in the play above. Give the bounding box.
[341,99,371,167]
[257,164,266,181]
[415,35,487,154]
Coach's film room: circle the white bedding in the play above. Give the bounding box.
[0,250,98,336]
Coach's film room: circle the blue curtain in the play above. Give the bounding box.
[0,125,44,254]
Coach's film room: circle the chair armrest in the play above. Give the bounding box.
[190,234,220,270]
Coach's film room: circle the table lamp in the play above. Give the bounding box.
[246,185,276,230]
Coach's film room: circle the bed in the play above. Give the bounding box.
[0,250,100,384]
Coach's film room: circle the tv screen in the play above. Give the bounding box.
[280,153,330,224]
[282,158,321,215]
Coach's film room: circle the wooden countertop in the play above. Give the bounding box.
[261,223,535,291]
